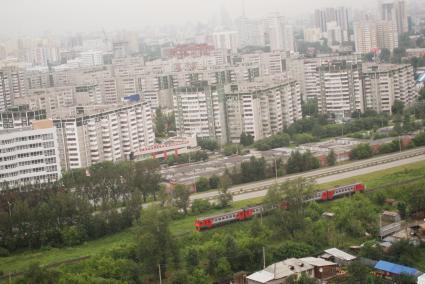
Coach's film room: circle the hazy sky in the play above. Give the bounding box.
[2,0,375,37]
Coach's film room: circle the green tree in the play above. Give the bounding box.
[413,132,425,146]
[155,107,166,137]
[345,261,371,284]
[327,149,337,166]
[134,159,161,202]
[215,257,232,281]
[195,177,210,192]
[302,99,319,117]
[350,144,373,160]
[208,175,220,189]
[135,206,178,278]
[292,133,316,145]
[379,48,391,63]
[173,184,191,214]
[191,199,211,214]
[197,138,218,151]
[392,100,405,116]
[188,268,211,284]
[240,132,254,146]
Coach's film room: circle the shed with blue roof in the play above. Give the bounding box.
[374,260,420,277]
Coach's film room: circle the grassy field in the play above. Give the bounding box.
[1,160,425,275]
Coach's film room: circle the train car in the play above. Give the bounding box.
[195,183,365,231]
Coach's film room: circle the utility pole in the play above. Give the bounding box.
[158,264,162,284]
[262,247,266,269]
[274,158,278,184]
[399,135,402,152]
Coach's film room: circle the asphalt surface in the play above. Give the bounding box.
[189,147,425,203]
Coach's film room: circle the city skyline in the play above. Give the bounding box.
[2,0,383,37]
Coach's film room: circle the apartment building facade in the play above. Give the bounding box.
[0,120,61,189]
[53,102,155,170]
[362,63,416,114]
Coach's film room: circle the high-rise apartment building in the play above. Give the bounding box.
[380,0,408,34]
[212,31,240,54]
[223,79,302,143]
[53,102,154,170]
[362,63,416,113]
[264,13,295,52]
[173,83,224,141]
[318,59,364,119]
[0,119,61,189]
[354,21,398,53]
[314,7,350,42]
[173,79,301,144]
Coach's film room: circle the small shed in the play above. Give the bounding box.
[322,248,357,266]
[374,260,420,278]
[300,257,338,280]
[381,211,401,224]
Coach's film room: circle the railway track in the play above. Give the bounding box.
[191,147,425,202]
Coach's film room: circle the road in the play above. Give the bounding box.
[190,147,425,203]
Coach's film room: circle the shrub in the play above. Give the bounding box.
[191,199,211,214]
[0,247,10,257]
[61,226,87,246]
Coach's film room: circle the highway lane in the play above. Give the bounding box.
[232,154,425,202]
[190,147,425,202]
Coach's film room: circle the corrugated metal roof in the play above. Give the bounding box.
[374,260,418,276]
[300,257,336,267]
[324,248,356,261]
[246,270,275,283]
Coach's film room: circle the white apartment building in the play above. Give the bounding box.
[362,63,416,114]
[173,84,223,140]
[0,67,27,111]
[212,31,240,54]
[354,21,398,54]
[80,50,104,67]
[16,86,75,118]
[0,119,61,189]
[0,106,46,130]
[53,102,155,170]
[318,60,364,119]
[224,79,302,143]
[264,13,295,52]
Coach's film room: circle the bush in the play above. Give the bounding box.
[209,175,220,189]
[191,199,211,214]
[378,140,400,154]
[197,138,218,151]
[254,133,290,151]
[292,133,316,145]
[195,177,210,192]
[350,143,373,160]
[61,226,87,246]
[223,144,240,156]
[0,247,10,257]
[413,132,425,147]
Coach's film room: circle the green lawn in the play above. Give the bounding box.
[1,160,425,275]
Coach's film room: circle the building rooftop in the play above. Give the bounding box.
[300,257,336,267]
[374,260,420,276]
[324,248,356,261]
[246,270,275,283]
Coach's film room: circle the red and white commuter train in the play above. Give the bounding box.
[195,183,365,231]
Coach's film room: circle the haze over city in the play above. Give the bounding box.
[3,0,381,36]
